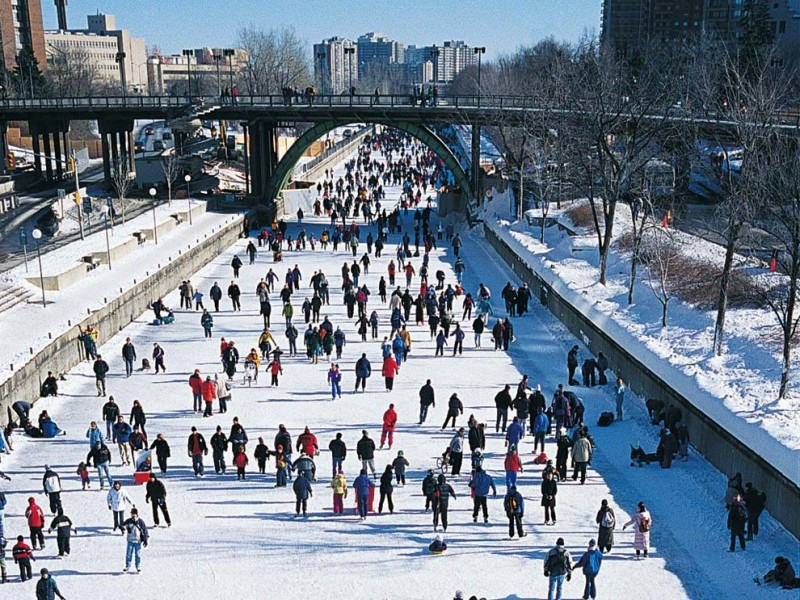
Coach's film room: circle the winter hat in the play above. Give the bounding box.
[435,534,444,543]
[589,539,596,547]
[44,464,50,470]
[397,450,404,457]
[556,537,565,546]
[40,568,49,575]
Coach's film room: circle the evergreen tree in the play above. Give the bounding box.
[12,48,48,98]
[739,0,775,79]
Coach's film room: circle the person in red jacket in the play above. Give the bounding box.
[25,497,45,550]
[267,359,283,386]
[200,375,216,418]
[12,535,35,581]
[188,369,203,413]
[297,427,318,456]
[233,448,249,481]
[404,263,416,288]
[382,355,399,391]
[504,444,524,489]
[381,403,398,449]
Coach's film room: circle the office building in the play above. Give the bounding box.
[357,31,404,68]
[0,0,47,71]
[45,13,147,93]
[147,48,245,96]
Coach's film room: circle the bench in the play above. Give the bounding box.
[82,256,101,270]
[133,231,147,245]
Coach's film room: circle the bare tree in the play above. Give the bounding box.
[643,227,680,327]
[565,39,680,284]
[624,193,655,305]
[161,152,180,205]
[46,48,100,97]
[111,154,133,224]
[236,25,310,95]
[759,136,800,399]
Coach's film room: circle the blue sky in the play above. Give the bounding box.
[44,0,601,59]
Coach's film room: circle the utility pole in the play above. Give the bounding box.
[72,149,84,239]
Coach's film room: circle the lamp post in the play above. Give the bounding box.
[473,47,486,105]
[31,228,46,307]
[99,204,112,270]
[213,53,222,97]
[223,49,235,97]
[185,174,193,225]
[182,49,193,98]
[344,47,355,98]
[115,51,127,97]
[149,187,159,244]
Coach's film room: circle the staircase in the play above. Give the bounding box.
[0,283,35,314]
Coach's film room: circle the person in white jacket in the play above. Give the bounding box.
[107,481,133,532]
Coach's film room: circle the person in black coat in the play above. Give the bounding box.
[129,401,147,436]
[328,433,347,478]
[727,494,748,552]
[468,423,486,453]
[227,281,242,311]
[581,359,597,387]
[145,473,171,527]
[149,434,171,473]
[494,384,512,433]
[433,474,456,532]
[418,379,436,424]
[231,255,243,278]
[541,471,558,525]
[209,282,223,311]
[595,499,615,553]
[442,394,464,430]
[567,345,579,385]
[656,428,679,469]
[743,482,767,540]
[379,465,394,514]
[502,317,514,350]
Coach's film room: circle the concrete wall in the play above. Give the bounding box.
[2,215,244,425]
[27,263,89,291]
[483,224,800,539]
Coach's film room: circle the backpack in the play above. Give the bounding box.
[601,510,615,528]
[638,515,651,532]
[505,495,518,516]
[736,503,749,521]
[597,412,615,427]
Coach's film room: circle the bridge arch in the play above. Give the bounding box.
[264,120,473,207]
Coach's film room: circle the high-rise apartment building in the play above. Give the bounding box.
[0,0,47,71]
[601,0,800,66]
[357,31,404,68]
[313,37,358,94]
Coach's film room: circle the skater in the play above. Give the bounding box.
[76,462,91,490]
[357,430,377,478]
[107,481,133,532]
[26,497,45,550]
[130,400,147,436]
[574,539,603,600]
[353,469,374,520]
[228,281,242,311]
[532,407,549,454]
[122,508,148,573]
[727,493,748,552]
[331,470,348,514]
[201,310,214,338]
[571,431,592,484]
[543,537,573,600]
[145,473,171,527]
[380,403,397,449]
[187,427,208,477]
[231,255,243,277]
[419,379,435,424]
[567,345,579,386]
[378,465,394,514]
[442,393,463,430]
[614,378,625,421]
[47,508,76,557]
[622,502,652,559]
[504,444,523,489]
[422,469,437,512]
[122,337,137,377]
[743,482,767,540]
[596,352,608,384]
[448,428,465,476]
[12,535,34,581]
[541,471,558,525]
[381,353,399,391]
[293,472,313,517]
[254,438,269,474]
[469,466,497,523]
[149,434,171,474]
[113,416,132,466]
[354,353,371,392]
[42,465,62,514]
[432,474,456,532]
[35,568,66,600]
[392,451,409,486]
[86,441,113,489]
[495,384,512,433]
[93,355,109,397]
[327,363,342,399]
[595,499,616,553]
[504,485,526,539]
[233,448,249,480]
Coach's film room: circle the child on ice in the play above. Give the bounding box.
[76,462,91,489]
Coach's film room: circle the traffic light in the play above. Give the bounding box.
[5,152,15,171]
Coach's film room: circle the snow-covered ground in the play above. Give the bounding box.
[0,147,797,600]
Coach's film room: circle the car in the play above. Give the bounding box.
[144,127,154,136]
[162,131,173,141]
[342,128,353,138]
[134,141,145,154]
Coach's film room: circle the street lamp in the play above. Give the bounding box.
[115,51,127,97]
[223,49,235,97]
[182,49,193,98]
[344,47,355,98]
[473,47,486,104]
[213,53,222,97]
[31,228,46,307]
[99,204,112,270]
[149,187,159,244]
[185,174,193,225]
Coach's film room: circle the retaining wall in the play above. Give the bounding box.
[2,214,244,424]
[483,223,800,539]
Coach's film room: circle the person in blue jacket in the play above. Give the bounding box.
[391,334,406,365]
[86,421,103,448]
[574,538,603,600]
[469,466,497,524]
[532,408,550,454]
[354,353,371,392]
[353,469,374,520]
[506,417,523,448]
[504,485,526,539]
[292,472,313,518]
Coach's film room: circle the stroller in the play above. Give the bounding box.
[436,447,453,474]
[243,360,258,386]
